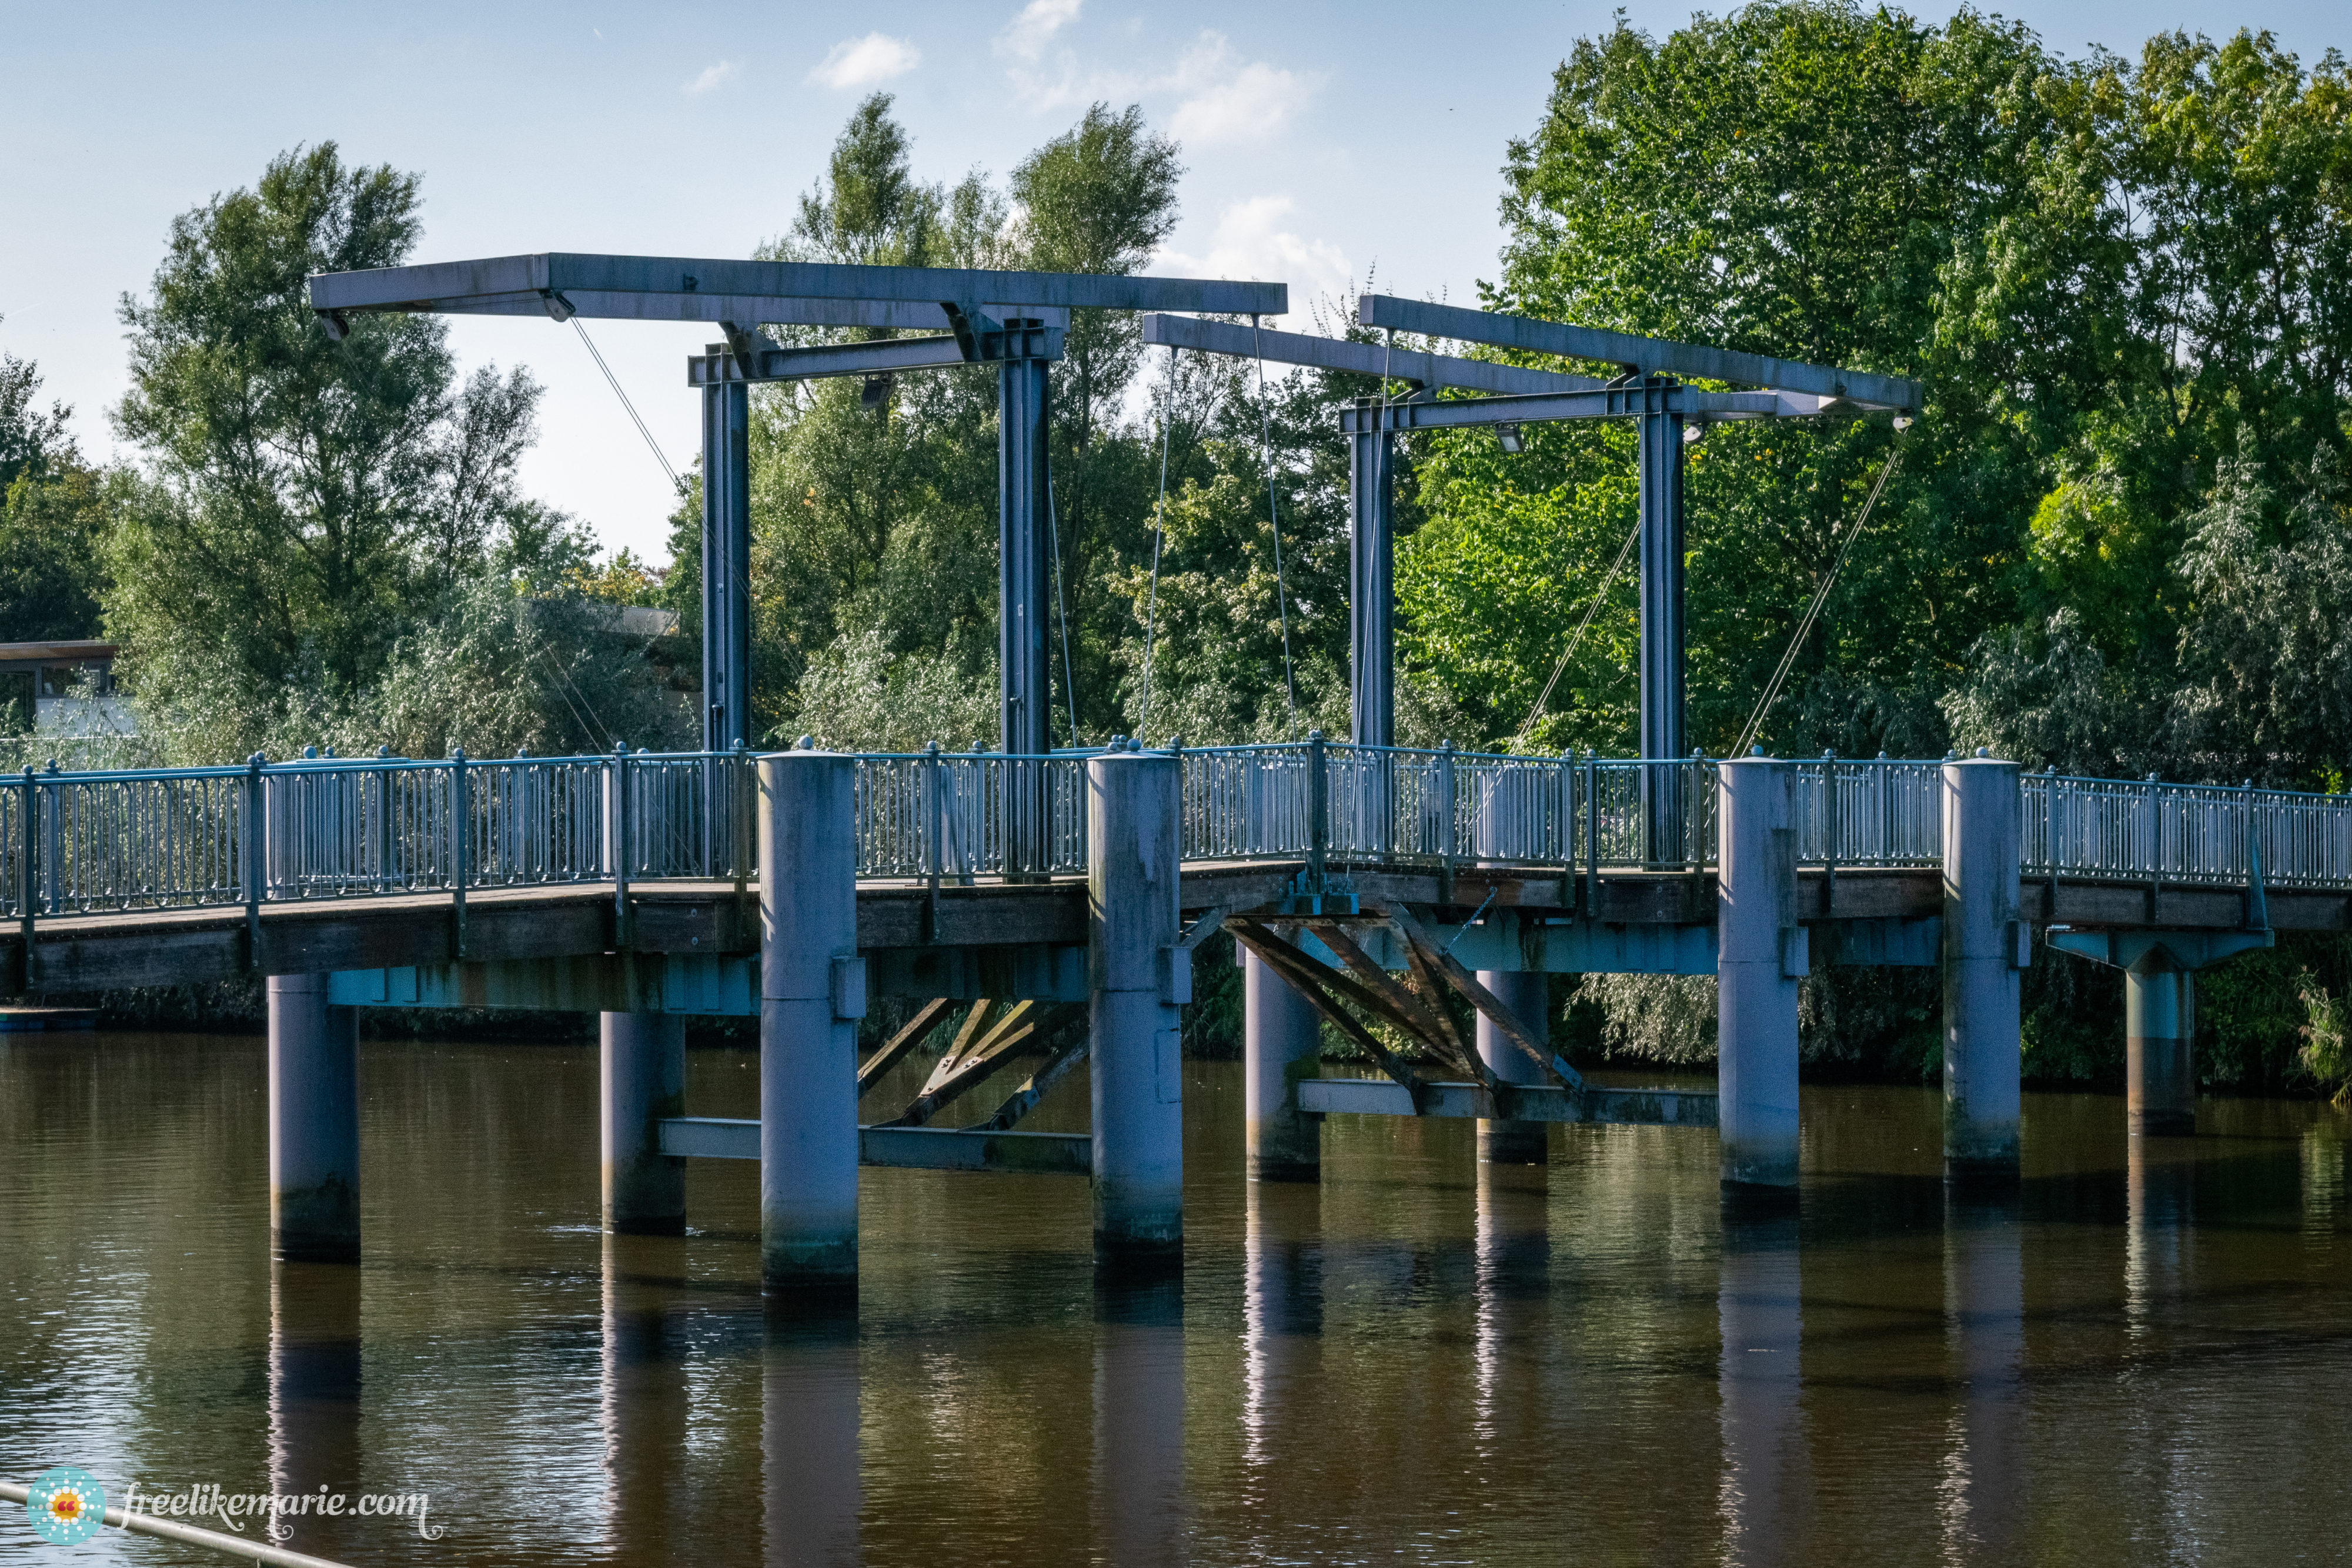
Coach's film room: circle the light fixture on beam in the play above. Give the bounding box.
[1892,414,1914,432]
[1682,420,1706,446]
[1495,422,1524,454]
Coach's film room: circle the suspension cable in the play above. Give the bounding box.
[1514,516,1641,750]
[1047,467,1079,748]
[1732,434,1908,758]
[1137,345,1178,741]
[1254,316,1298,734]
[572,319,681,492]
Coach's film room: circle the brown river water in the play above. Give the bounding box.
[2,1029,2350,1566]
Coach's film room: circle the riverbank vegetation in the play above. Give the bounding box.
[5,4,2349,1094]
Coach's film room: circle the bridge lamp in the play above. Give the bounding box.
[1494,422,1524,454]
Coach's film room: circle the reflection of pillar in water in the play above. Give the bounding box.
[1245,950,1324,1182]
[600,1232,687,1559]
[2301,1123,2345,1243]
[763,1318,861,1567]
[268,1259,363,1557]
[1475,1160,1551,1442]
[1716,1211,1808,1567]
[1095,1274,1186,1567]
[1939,1193,2023,1564]
[1242,1181,1322,1473]
[2124,1134,2193,1342]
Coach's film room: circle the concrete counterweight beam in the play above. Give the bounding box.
[602,1012,686,1235]
[268,973,362,1262]
[1244,949,1322,1182]
[1716,758,1801,1195]
[1088,750,1185,1263]
[1942,757,2024,1179]
[759,750,862,1290]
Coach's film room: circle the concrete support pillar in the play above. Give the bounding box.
[1716,758,1801,1195]
[268,973,361,1262]
[1477,969,1551,1165]
[602,1012,686,1235]
[759,750,860,1291]
[1942,758,2024,1179]
[1245,951,1321,1182]
[2126,954,2196,1136]
[1088,750,1184,1263]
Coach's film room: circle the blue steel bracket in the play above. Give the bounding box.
[1279,872,1358,916]
[2046,927,2276,972]
[687,323,1063,386]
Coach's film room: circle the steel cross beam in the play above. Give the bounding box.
[1356,295,1922,412]
[306,252,1283,331]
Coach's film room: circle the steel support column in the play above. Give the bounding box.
[999,353,1053,759]
[1636,396,1686,763]
[1942,757,2023,1180]
[701,380,752,753]
[1348,424,1395,748]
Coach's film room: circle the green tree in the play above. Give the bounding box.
[0,329,115,655]
[109,142,544,735]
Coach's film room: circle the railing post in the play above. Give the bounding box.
[1307,729,1328,895]
[1582,748,1599,920]
[17,764,36,990]
[450,748,470,961]
[1438,738,1457,905]
[2145,772,2161,923]
[731,740,751,899]
[923,740,942,944]
[1822,750,1839,916]
[610,741,632,950]
[243,753,265,972]
[2045,767,2062,921]
[41,758,59,915]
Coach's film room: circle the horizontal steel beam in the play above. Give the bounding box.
[308,252,1284,324]
[687,326,1061,387]
[1337,384,1782,433]
[1140,313,1604,396]
[658,1116,1091,1173]
[1357,295,1921,412]
[1297,1076,1719,1126]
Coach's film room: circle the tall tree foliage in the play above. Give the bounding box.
[110,143,544,722]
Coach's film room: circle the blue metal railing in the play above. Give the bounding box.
[5,747,2344,929]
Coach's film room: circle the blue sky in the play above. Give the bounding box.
[4,0,2341,561]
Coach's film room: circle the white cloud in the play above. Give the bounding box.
[684,60,740,95]
[1155,196,1355,316]
[808,33,921,90]
[1168,35,1309,145]
[996,0,1082,62]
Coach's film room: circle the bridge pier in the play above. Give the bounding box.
[268,974,362,1263]
[1942,757,2023,1182]
[1245,950,1322,1182]
[2126,954,2196,1137]
[1716,757,1801,1196]
[759,750,861,1293]
[1478,970,1551,1165]
[1088,748,1184,1266]
[602,1012,686,1234]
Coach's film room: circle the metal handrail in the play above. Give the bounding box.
[8,748,2351,927]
